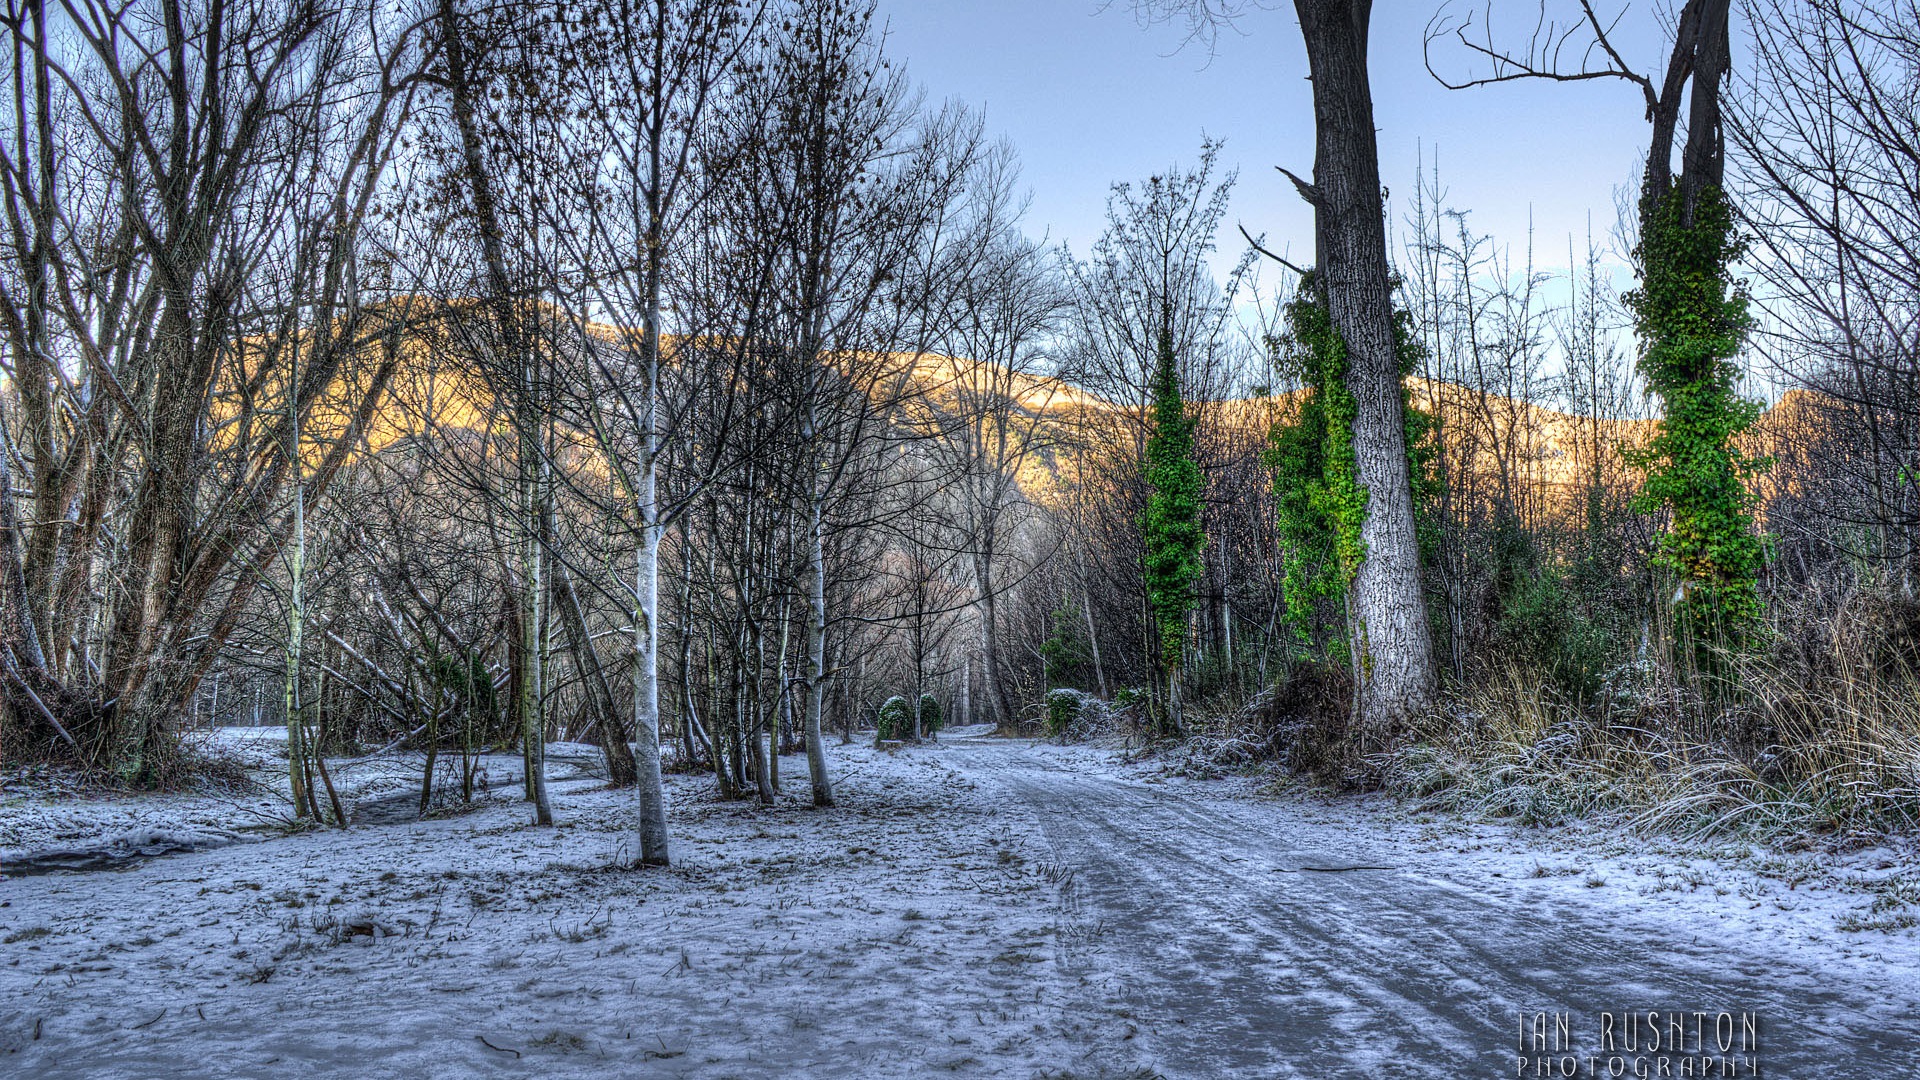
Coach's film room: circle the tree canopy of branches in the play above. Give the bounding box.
[1732,0,1920,597]
[0,0,426,781]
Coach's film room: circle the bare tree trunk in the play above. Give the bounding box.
[1082,583,1108,699]
[548,514,636,786]
[1295,0,1436,731]
[439,0,551,823]
[747,611,775,806]
[770,594,787,789]
[677,530,704,765]
[802,427,835,806]
[284,345,310,819]
[959,654,971,728]
[633,521,671,860]
[519,456,554,825]
[973,554,1013,727]
[628,32,674,865]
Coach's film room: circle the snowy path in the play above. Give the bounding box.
[965,744,1920,1078]
[2,738,1917,1078]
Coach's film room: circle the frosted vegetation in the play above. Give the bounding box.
[3,0,1919,1074]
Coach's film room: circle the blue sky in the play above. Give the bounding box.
[880,1,1675,282]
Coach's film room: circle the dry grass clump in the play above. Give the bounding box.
[1164,661,1362,783]
[1379,585,1920,841]
[2,721,258,795]
[1377,663,1655,827]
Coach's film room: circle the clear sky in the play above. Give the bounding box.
[878,1,1676,283]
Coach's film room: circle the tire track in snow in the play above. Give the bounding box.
[949,741,1920,1079]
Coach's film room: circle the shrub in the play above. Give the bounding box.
[1163,661,1357,783]
[1373,584,1920,841]
[876,696,912,742]
[1044,689,1083,740]
[917,694,943,736]
[1047,688,1120,743]
[1493,552,1624,708]
[1039,605,1093,688]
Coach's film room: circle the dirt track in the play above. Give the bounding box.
[962,741,1920,1079]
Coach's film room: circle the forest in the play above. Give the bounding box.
[1,0,1918,1076]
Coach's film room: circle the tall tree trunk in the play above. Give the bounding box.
[677,529,703,765]
[1082,582,1108,699]
[627,14,674,864]
[747,613,774,806]
[633,521,670,861]
[519,444,554,825]
[973,553,1012,727]
[801,426,835,806]
[284,342,310,818]
[19,0,62,661]
[1295,0,1436,731]
[959,654,971,728]
[440,0,551,822]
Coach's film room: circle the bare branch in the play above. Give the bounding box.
[1424,0,1657,113]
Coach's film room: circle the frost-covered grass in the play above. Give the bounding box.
[1370,659,1920,844]
[1368,603,1920,844]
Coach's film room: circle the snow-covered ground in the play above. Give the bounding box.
[1139,764,1920,989]
[1,736,1138,1078]
[1,729,290,868]
[3,734,1917,1077]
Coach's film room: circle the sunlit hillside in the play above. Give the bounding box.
[278,314,1815,525]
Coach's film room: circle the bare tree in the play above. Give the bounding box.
[904,149,1066,730]
[1729,0,1920,595]
[0,0,427,775]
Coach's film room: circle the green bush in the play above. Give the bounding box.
[876,696,912,741]
[1499,568,1619,707]
[1045,689,1085,740]
[917,694,943,736]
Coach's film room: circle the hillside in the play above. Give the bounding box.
[268,314,1816,525]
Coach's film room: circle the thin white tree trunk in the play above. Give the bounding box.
[632,456,670,864]
[631,186,671,861]
[1081,584,1108,699]
[974,554,1012,727]
[520,445,553,826]
[285,351,309,819]
[802,490,834,806]
[959,655,971,728]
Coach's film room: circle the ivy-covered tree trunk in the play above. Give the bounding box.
[1294,0,1436,731]
[1623,0,1764,667]
[1143,326,1204,736]
[1268,277,1438,695]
